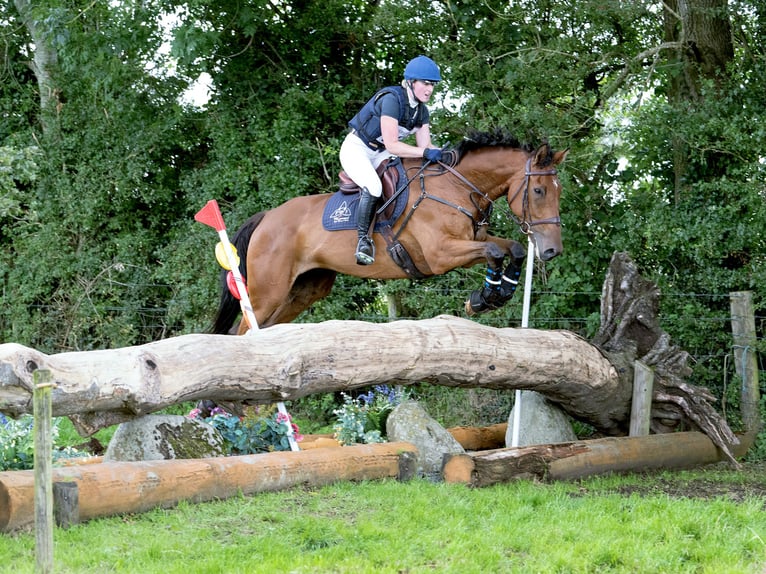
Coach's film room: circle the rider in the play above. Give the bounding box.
[341,55,444,265]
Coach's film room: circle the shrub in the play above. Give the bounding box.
[333,385,409,445]
[0,414,36,470]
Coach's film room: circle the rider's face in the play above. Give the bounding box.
[412,80,436,103]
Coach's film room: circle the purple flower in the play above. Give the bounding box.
[358,391,375,405]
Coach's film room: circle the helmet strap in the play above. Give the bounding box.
[403,79,419,106]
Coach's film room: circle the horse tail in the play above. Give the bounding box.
[211,212,266,334]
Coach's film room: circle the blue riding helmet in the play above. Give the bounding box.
[404,56,441,82]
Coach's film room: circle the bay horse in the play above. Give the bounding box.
[212,130,567,333]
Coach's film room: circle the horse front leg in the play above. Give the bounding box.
[465,240,527,316]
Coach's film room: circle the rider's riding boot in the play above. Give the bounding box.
[355,187,377,265]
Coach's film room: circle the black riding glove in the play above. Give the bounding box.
[423,148,443,162]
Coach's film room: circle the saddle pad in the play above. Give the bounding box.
[322,187,409,232]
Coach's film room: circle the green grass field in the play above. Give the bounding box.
[2,465,765,573]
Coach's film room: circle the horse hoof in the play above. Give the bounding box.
[465,300,475,316]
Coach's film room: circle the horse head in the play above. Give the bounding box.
[507,143,568,261]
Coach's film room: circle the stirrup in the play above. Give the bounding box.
[355,236,375,265]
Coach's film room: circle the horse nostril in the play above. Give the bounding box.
[541,248,561,261]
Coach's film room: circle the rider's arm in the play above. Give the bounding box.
[380,115,433,158]
[415,124,433,149]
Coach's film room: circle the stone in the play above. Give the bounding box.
[505,390,577,447]
[104,414,226,462]
[386,401,464,477]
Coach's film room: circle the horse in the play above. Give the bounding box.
[212,130,568,333]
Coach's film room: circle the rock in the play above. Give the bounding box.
[505,391,577,447]
[386,401,464,477]
[104,415,226,462]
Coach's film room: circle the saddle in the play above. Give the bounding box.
[337,159,401,220]
[336,150,459,221]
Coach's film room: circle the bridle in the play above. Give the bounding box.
[427,156,561,236]
[506,157,561,235]
[381,154,561,239]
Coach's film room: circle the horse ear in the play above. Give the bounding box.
[552,148,569,166]
[533,143,551,167]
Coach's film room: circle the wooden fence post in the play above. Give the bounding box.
[53,482,79,529]
[34,369,55,574]
[629,361,654,436]
[729,291,761,434]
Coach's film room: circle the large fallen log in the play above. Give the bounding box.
[0,441,417,533]
[0,316,626,430]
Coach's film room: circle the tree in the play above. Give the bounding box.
[1,1,762,443]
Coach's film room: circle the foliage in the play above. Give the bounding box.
[0,413,90,471]
[188,405,302,454]
[333,385,409,445]
[0,414,36,471]
[289,393,339,433]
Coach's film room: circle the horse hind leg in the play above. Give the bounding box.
[465,242,526,316]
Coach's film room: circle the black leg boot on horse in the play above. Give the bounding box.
[466,243,527,315]
[355,187,378,265]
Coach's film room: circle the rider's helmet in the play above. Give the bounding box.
[404,56,441,82]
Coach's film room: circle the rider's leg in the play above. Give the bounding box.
[339,133,385,265]
[355,187,378,265]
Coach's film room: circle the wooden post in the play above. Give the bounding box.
[53,482,79,529]
[629,361,654,436]
[729,291,761,434]
[34,369,55,574]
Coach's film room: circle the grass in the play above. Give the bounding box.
[1,466,765,573]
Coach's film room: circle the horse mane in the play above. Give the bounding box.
[452,128,554,167]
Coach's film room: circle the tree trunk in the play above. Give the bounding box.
[0,317,626,429]
[0,442,418,533]
[443,431,753,487]
[14,0,61,134]
[662,0,734,200]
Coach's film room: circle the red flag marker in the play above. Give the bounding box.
[194,198,299,452]
[194,200,226,232]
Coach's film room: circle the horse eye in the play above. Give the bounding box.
[533,186,545,197]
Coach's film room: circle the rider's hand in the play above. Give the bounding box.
[423,148,443,163]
